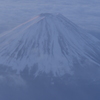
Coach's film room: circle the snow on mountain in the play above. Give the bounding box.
[0,13,100,77]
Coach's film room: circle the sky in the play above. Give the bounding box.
[0,0,100,34]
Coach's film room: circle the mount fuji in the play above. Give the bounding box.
[0,13,100,78]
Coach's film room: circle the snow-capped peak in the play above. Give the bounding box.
[0,13,100,76]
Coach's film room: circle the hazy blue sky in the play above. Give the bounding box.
[0,0,100,34]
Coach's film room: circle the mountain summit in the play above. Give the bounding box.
[0,13,100,77]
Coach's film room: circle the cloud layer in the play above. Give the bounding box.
[0,0,100,34]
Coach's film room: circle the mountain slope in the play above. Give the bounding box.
[0,13,100,77]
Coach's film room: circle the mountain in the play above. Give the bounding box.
[0,13,100,78]
[0,13,100,100]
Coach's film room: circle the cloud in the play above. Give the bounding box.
[0,75,5,81]
[0,0,100,34]
[0,74,26,87]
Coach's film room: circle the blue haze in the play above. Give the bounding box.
[0,0,100,100]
